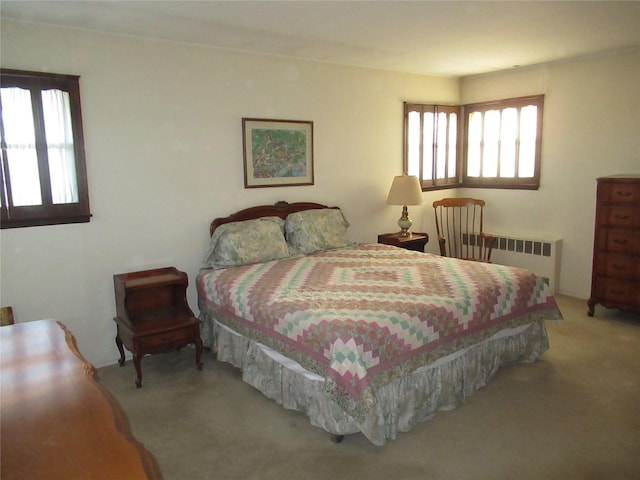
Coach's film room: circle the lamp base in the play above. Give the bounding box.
[397,205,413,237]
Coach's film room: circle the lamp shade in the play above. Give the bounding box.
[386,175,424,206]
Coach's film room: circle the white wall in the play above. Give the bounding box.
[460,48,640,298]
[0,21,458,367]
[1,21,638,367]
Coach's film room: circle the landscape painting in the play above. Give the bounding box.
[242,118,314,188]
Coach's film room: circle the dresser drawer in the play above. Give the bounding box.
[590,176,640,316]
[599,182,640,205]
[597,206,640,228]
[593,277,640,307]
[596,229,640,254]
[137,325,197,351]
[595,254,640,280]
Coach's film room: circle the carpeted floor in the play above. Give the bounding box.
[98,295,640,480]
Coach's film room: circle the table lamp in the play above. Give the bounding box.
[386,175,424,237]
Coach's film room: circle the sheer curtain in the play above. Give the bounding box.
[42,89,78,204]
[1,87,78,207]
[1,87,42,206]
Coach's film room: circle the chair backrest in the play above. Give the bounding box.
[432,198,495,262]
[1,306,14,326]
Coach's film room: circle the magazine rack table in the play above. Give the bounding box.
[113,267,203,387]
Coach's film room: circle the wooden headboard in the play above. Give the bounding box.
[209,201,339,236]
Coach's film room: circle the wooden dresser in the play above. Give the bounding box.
[0,320,161,480]
[588,175,640,316]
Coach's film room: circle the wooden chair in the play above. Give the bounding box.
[1,306,15,326]
[432,198,496,262]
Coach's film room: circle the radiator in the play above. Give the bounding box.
[488,234,562,294]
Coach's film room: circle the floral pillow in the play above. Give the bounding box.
[285,208,353,255]
[202,216,290,269]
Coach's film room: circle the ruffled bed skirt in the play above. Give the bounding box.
[200,312,549,446]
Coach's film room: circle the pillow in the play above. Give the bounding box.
[285,208,352,255]
[202,216,290,269]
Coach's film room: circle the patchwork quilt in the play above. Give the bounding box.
[197,243,562,421]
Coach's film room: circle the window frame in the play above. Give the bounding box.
[404,95,544,191]
[1,69,91,229]
[404,102,461,191]
[461,95,544,190]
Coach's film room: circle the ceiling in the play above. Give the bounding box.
[2,1,639,77]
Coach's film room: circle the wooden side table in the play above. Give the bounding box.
[113,267,203,387]
[378,232,429,252]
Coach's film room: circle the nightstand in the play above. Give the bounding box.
[113,267,203,387]
[378,232,429,252]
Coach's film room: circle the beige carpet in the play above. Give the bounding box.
[98,295,640,480]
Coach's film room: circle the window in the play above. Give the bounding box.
[404,95,544,190]
[463,95,543,189]
[1,69,91,228]
[404,103,460,190]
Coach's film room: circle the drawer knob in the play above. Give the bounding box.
[614,214,630,220]
[615,191,632,197]
[613,238,628,244]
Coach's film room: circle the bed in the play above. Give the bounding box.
[196,201,562,446]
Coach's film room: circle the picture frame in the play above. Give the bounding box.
[242,118,314,188]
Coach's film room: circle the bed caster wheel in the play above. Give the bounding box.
[330,434,344,443]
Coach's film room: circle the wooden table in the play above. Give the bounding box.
[0,320,162,480]
[378,231,429,252]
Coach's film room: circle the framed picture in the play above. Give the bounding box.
[242,118,314,188]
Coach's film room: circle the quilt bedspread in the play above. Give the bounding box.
[197,243,562,421]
